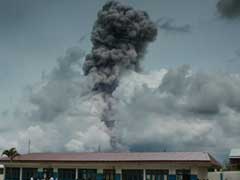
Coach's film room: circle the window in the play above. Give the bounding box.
[78,169,97,180]
[43,168,54,180]
[22,168,38,180]
[103,169,115,180]
[0,168,4,175]
[122,169,143,180]
[58,169,76,180]
[146,170,169,180]
[5,168,20,180]
[176,170,190,180]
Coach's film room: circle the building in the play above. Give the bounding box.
[229,149,240,170]
[0,165,4,180]
[0,152,220,180]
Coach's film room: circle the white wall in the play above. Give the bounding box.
[208,172,221,180]
[1,161,210,179]
[197,167,208,180]
[0,164,4,180]
[208,171,240,180]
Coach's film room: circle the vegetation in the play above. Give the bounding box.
[1,148,20,180]
[1,147,20,160]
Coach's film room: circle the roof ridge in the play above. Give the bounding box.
[0,151,221,168]
[21,151,207,155]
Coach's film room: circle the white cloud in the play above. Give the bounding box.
[65,125,111,152]
[1,58,240,160]
[112,66,240,158]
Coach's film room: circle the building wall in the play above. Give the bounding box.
[230,158,240,170]
[208,171,240,180]
[230,158,240,164]
[197,167,208,180]
[2,162,210,180]
[0,165,4,180]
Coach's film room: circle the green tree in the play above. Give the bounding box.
[1,148,20,180]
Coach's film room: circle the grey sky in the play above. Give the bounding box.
[1,0,240,160]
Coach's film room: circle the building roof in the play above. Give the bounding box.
[229,149,240,158]
[0,152,221,167]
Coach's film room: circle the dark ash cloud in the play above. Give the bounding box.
[2,1,240,158]
[83,1,158,93]
[0,0,158,153]
[217,0,240,18]
[83,0,158,149]
[156,17,191,33]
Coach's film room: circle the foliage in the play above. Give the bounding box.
[1,147,20,161]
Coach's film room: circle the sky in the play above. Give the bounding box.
[1,0,240,161]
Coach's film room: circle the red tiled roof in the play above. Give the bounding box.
[0,152,221,167]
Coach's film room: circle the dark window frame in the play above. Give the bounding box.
[43,168,54,180]
[176,169,191,180]
[103,169,116,180]
[78,169,97,180]
[146,169,169,180]
[122,169,143,180]
[22,168,38,180]
[0,168,4,175]
[5,167,20,180]
[58,168,76,180]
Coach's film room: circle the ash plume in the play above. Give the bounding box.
[83,1,157,149]
[217,0,240,18]
[156,17,191,33]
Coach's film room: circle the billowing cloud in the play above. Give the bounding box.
[217,0,240,18]
[0,45,112,153]
[28,47,87,122]
[65,125,111,152]
[112,66,240,158]
[1,1,240,161]
[1,60,240,159]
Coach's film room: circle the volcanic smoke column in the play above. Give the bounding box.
[83,1,158,149]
